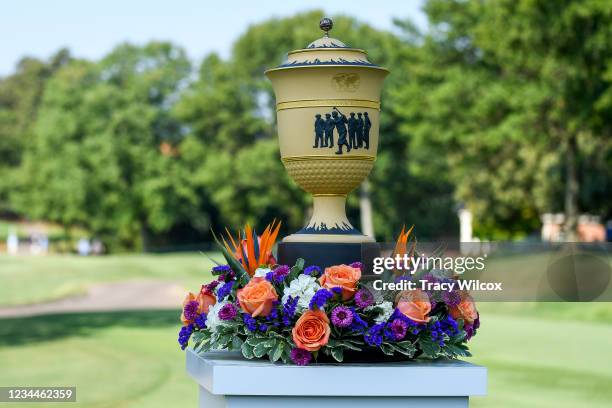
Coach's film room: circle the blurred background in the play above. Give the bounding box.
[1,0,611,407]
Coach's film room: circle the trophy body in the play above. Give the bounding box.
[266,19,388,265]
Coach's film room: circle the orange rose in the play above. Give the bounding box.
[237,277,278,317]
[292,309,331,351]
[396,289,431,323]
[198,289,217,314]
[181,291,216,325]
[449,294,478,324]
[319,264,361,300]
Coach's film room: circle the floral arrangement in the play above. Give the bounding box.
[178,222,480,365]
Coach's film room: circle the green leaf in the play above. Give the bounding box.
[331,347,344,362]
[380,343,395,356]
[419,338,442,358]
[445,344,471,358]
[269,340,284,362]
[246,337,263,347]
[231,336,244,350]
[211,230,250,283]
[280,343,291,364]
[216,334,232,348]
[253,342,270,358]
[241,342,255,359]
[338,341,362,351]
[391,341,416,357]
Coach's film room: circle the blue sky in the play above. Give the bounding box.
[0,0,426,76]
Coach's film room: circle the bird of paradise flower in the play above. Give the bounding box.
[390,225,417,278]
[213,220,281,280]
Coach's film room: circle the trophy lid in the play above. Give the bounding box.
[267,18,386,72]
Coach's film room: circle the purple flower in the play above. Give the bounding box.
[331,306,354,328]
[178,324,194,350]
[218,271,236,282]
[364,323,385,347]
[304,265,321,276]
[194,313,207,329]
[217,281,234,299]
[354,288,374,308]
[242,313,257,331]
[349,309,369,333]
[309,289,334,310]
[281,296,299,326]
[266,265,291,283]
[442,290,461,307]
[349,262,363,270]
[429,316,459,346]
[183,300,200,322]
[464,313,480,341]
[212,265,232,275]
[218,303,238,321]
[389,319,408,340]
[274,265,290,279]
[203,280,220,293]
[290,348,312,366]
[389,308,424,335]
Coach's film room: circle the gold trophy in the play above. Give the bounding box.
[266,18,388,264]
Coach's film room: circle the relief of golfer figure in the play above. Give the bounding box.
[313,107,372,154]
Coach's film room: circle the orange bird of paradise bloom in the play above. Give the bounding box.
[221,220,281,276]
[392,225,416,275]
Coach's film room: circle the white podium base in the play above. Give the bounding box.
[186,349,487,408]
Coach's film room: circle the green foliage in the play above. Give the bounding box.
[0,50,71,212]
[11,42,195,250]
[392,0,612,237]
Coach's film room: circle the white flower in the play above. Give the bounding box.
[254,267,271,278]
[282,274,320,312]
[366,301,394,324]
[206,300,230,332]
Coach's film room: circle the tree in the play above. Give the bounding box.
[393,0,612,238]
[0,50,71,214]
[13,42,194,250]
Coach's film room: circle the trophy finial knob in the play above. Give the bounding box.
[319,17,333,37]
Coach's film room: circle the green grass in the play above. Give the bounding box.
[0,253,216,306]
[0,310,196,408]
[469,309,612,407]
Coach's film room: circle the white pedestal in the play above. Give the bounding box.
[186,349,487,407]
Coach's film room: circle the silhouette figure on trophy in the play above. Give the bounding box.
[347,112,359,149]
[313,114,325,148]
[324,113,334,148]
[363,112,371,149]
[356,112,364,148]
[332,107,351,155]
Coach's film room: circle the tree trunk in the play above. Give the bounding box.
[359,180,375,237]
[563,133,579,241]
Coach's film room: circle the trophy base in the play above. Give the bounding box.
[277,241,381,271]
[284,195,375,243]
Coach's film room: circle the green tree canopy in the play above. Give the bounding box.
[391,0,612,238]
